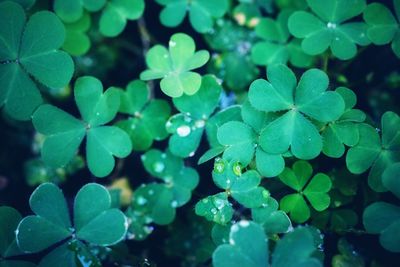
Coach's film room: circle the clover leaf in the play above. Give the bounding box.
[156,0,229,33]
[363,0,400,58]
[251,10,315,67]
[233,0,274,27]
[251,196,292,235]
[346,111,400,192]
[0,0,35,9]
[288,0,370,60]
[141,149,199,207]
[32,76,132,178]
[0,206,36,267]
[99,0,145,37]
[279,161,332,223]
[166,75,221,157]
[363,163,400,252]
[249,64,345,160]
[62,12,91,56]
[0,1,74,120]
[54,0,106,23]
[16,183,128,265]
[216,100,285,177]
[205,19,259,91]
[116,80,171,151]
[140,33,210,97]
[332,238,365,267]
[321,87,366,158]
[213,221,322,267]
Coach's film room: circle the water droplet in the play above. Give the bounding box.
[202,198,209,204]
[153,162,165,173]
[211,208,217,214]
[195,119,206,128]
[233,162,242,176]
[231,224,239,233]
[176,125,191,137]
[148,189,154,195]
[239,220,249,227]
[214,198,225,210]
[327,22,337,29]
[171,200,178,208]
[144,226,154,234]
[96,112,100,116]
[169,40,176,47]
[229,238,235,245]
[136,196,147,205]
[214,158,225,173]
[189,151,195,157]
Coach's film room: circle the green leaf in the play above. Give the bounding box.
[54,0,106,23]
[0,207,23,258]
[195,193,233,225]
[62,12,91,56]
[212,221,268,267]
[217,121,256,166]
[0,2,74,120]
[157,0,229,33]
[252,197,292,235]
[99,0,145,37]
[140,33,210,97]
[382,163,400,198]
[280,193,310,223]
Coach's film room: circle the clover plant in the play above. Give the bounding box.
[1,0,400,266]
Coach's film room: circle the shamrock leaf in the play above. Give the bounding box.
[363,0,400,58]
[32,76,132,178]
[205,19,259,91]
[99,0,145,37]
[140,33,210,97]
[54,0,106,23]
[251,10,315,67]
[346,111,400,192]
[332,238,365,267]
[217,100,285,177]
[363,163,400,252]
[16,183,128,265]
[0,1,74,120]
[62,12,91,56]
[213,222,322,267]
[0,0,35,9]
[249,64,345,159]
[116,80,171,151]
[195,193,234,225]
[279,161,332,223]
[156,0,229,33]
[166,75,221,157]
[251,196,292,235]
[0,206,36,267]
[233,0,274,27]
[141,149,199,207]
[321,87,366,158]
[288,0,370,60]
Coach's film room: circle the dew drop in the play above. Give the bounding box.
[136,196,147,205]
[171,200,178,208]
[153,162,165,173]
[176,125,191,137]
[239,220,249,227]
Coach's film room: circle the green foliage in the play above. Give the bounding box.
[251,10,314,67]
[156,0,229,33]
[16,183,128,266]
[288,0,370,60]
[140,33,210,97]
[249,64,345,160]
[346,112,400,192]
[0,206,36,267]
[213,221,322,267]
[279,161,332,223]
[32,76,132,177]
[0,1,74,120]
[332,238,365,267]
[363,0,400,58]
[116,80,171,151]
[363,163,400,252]
[62,12,91,56]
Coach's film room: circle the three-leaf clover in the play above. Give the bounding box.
[205,19,259,91]
[251,196,292,235]
[363,163,400,252]
[279,161,332,223]
[212,221,322,267]
[166,75,221,157]
[156,0,229,33]
[140,33,210,97]
[16,183,128,266]
[0,1,74,120]
[141,149,199,207]
[116,80,171,151]
[288,0,370,60]
[346,111,400,192]
[251,10,315,67]
[363,0,400,58]
[321,87,366,158]
[32,76,132,178]
[249,64,345,160]
[54,0,106,22]
[217,100,286,177]
[0,206,35,267]
[196,159,269,224]
[62,12,91,56]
